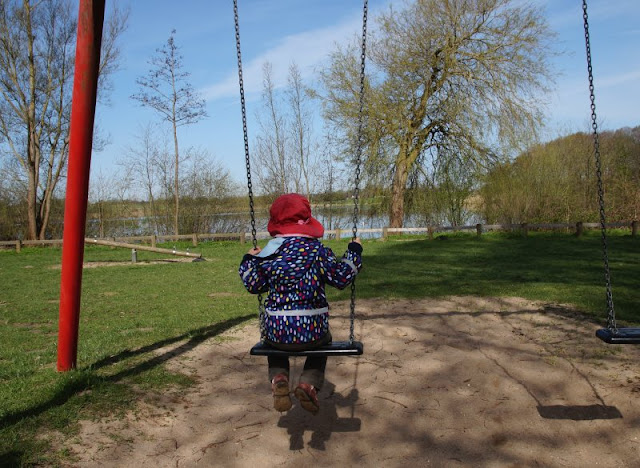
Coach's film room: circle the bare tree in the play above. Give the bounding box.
[0,0,128,239]
[179,147,236,233]
[320,0,555,227]
[287,63,313,198]
[253,62,288,195]
[88,168,128,238]
[131,29,207,236]
[253,61,319,198]
[121,123,167,235]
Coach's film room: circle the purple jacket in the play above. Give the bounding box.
[239,236,362,344]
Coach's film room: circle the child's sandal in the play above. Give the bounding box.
[271,373,292,412]
[294,382,319,414]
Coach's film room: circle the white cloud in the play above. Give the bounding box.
[201,15,362,102]
[597,69,640,88]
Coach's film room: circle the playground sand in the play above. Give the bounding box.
[64,296,640,467]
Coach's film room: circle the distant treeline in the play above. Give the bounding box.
[0,129,638,240]
[481,127,640,224]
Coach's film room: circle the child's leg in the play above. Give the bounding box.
[300,356,327,389]
[268,356,291,412]
[295,356,326,414]
[268,355,289,382]
[299,331,332,390]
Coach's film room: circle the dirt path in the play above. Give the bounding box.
[67,297,640,467]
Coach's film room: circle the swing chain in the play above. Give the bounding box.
[582,0,616,331]
[234,0,257,250]
[234,0,265,340]
[349,0,368,344]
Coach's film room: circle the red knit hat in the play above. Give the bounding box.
[267,193,324,238]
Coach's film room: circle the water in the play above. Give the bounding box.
[87,205,483,239]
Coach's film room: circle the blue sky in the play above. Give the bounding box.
[92,0,640,185]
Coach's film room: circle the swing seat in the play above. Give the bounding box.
[596,328,640,344]
[250,341,364,357]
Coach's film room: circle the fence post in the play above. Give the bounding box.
[576,221,584,237]
[335,229,341,240]
[240,232,246,244]
[15,240,21,253]
[151,235,157,248]
[192,233,198,247]
[476,223,483,237]
[632,220,638,237]
[521,222,528,237]
[382,227,388,241]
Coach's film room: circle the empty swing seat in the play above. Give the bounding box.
[250,341,364,357]
[596,328,640,344]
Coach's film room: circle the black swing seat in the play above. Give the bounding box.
[596,328,640,344]
[250,341,363,357]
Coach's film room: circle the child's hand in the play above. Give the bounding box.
[248,246,262,255]
[352,237,362,245]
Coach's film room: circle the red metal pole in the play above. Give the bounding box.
[57,0,105,371]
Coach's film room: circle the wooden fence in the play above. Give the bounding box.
[1,220,637,252]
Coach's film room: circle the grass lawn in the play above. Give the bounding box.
[0,231,638,465]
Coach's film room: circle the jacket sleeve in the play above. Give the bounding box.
[319,242,363,290]
[239,254,269,294]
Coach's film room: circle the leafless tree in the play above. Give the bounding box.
[120,123,167,235]
[287,63,313,198]
[253,61,319,199]
[0,0,128,239]
[131,29,207,236]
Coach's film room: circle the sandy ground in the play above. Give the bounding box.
[65,296,640,467]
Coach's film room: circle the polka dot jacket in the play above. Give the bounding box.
[239,236,363,344]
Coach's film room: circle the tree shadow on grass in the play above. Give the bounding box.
[0,314,254,432]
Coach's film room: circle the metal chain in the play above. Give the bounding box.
[349,0,368,344]
[582,0,616,331]
[234,0,265,340]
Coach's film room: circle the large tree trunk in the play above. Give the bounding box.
[389,152,410,228]
[389,142,423,228]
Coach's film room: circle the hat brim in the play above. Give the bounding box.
[268,216,324,238]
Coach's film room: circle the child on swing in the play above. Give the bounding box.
[239,193,362,414]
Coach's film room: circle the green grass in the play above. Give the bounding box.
[1,232,639,465]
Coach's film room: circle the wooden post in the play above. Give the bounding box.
[151,235,157,248]
[632,221,638,237]
[521,222,528,237]
[240,232,246,244]
[476,224,483,237]
[427,226,434,240]
[192,233,198,247]
[576,221,584,237]
[15,240,21,253]
[382,227,388,241]
[335,229,341,240]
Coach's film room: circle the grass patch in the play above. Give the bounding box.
[1,232,639,465]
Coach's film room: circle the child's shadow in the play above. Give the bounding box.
[277,380,361,451]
